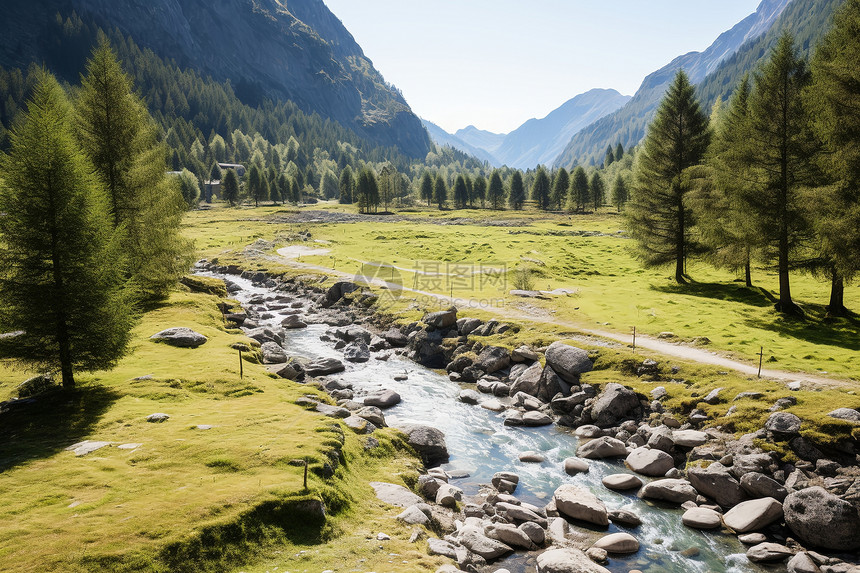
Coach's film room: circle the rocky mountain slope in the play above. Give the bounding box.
[0,0,430,157]
[422,120,501,167]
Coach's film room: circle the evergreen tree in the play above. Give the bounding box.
[75,37,190,302]
[356,167,379,214]
[531,167,551,210]
[290,177,301,204]
[569,166,589,212]
[453,174,469,209]
[508,172,525,210]
[551,168,569,211]
[320,169,339,200]
[740,33,818,312]
[590,171,605,211]
[419,171,434,206]
[807,0,860,315]
[627,70,711,283]
[209,134,227,162]
[277,173,290,205]
[610,174,629,212]
[472,175,487,207]
[247,163,267,206]
[222,168,239,206]
[433,174,448,209]
[177,168,200,208]
[615,143,624,161]
[209,162,222,182]
[488,170,505,209]
[339,165,354,204]
[378,164,399,211]
[604,145,615,167]
[0,72,132,388]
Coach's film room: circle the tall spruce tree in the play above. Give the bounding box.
[590,172,605,211]
[488,170,505,209]
[0,72,132,388]
[75,37,190,303]
[222,169,239,206]
[508,172,525,210]
[433,175,448,209]
[419,171,434,206]
[472,174,487,207]
[741,33,818,312]
[355,167,379,214]
[531,167,551,210]
[807,0,860,315]
[604,145,615,167]
[627,70,711,283]
[569,166,589,212]
[339,165,354,204]
[453,174,469,209]
[611,174,629,212]
[551,168,569,211]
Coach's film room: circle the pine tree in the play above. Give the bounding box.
[508,172,525,210]
[807,0,860,315]
[472,175,487,207]
[277,173,290,205]
[0,71,132,388]
[741,33,818,312]
[627,70,711,283]
[75,37,190,302]
[569,166,589,212]
[453,174,469,209]
[247,163,267,206]
[433,175,448,209]
[339,165,354,204]
[209,162,222,182]
[610,174,629,212]
[590,171,605,212]
[531,167,551,210]
[615,143,624,161]
[604,145,615,167]
[177,168,200,208]
[420,171,434,206]
[551,168,569,211]
[356,167,379,214]
[488,170,505,209]
[222,168,239,206]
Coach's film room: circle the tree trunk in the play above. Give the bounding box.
[675,194,686,284]
[777,231,794,313]
[827,272,846,316]
[745,248,753,288]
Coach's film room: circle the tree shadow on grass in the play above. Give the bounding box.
[0,384,120,472]
[651,280,778,308]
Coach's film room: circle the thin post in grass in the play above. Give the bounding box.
[238,349,243,379]
[757,346,764,378]
[303,460,308,489]
[632,326,636,353]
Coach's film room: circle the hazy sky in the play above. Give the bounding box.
[323,0,763,134]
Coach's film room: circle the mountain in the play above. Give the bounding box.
[493,88,631,169]
[422,120,501,166]
[0,0,430,157]
[555,0,792,168]
[454,126,507,156]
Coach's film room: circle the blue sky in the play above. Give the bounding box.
[323,0,763,134]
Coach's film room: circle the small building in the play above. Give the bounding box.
[218,163,246,178]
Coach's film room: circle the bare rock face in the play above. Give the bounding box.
[783,486,860,551]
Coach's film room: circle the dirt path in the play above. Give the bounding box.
[270,250,845,388]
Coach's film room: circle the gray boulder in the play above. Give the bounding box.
[625,447,674,477]
[722,497,783,533]
[484,523,536,550]
[552,484,609,526]
[458,525,513,560]
[369,481,422,507]
[766,412,802,437]
[396,424,449,467]
[592,532,639,554]
[577,436,628,459]
[544,341,593,383]
[591,383,639,427]
[261,341,288,364]
[602,474,642,491]
[280,314,307,329]
[476,346,510,374]
[536,548,611,573]
[325,281,360,304]
[304,357,345,376]
[783,486,860,551]
[382,328,408,347]
[682,507,722,529]
[422,308,457,329]
[827,408,860,424]
[638,479,698,504]
[746,542,793,563]
[740,472,787,501]
[343,341,370,363]
[508,362,542,397]
[356,406,386,427]
[364,390,401,409]
[150,327,207,348]
[688,462,747,508]
[396,505,430,526]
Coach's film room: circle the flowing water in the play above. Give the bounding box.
[209,273,767,573]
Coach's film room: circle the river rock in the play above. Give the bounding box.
[343,415,371,433]
[519,451,545,463]
[476,346,511,374]
[783,487,860,551]
[459,389,481,405]
[740,472,787,501]
[602,474,642,491]
[364,389,401,409]
[722,497,783,533]
[608,509,641,527]
[682,507,722,529]
[280,314,307,329]
[766,412,802,437]
[553,484,609,526]
[260,341,288,364]
[343,341,370,363]
[688,462,747,508]
[396,505,430,526]
[370,482,422,507]
[496,501,542,523]
[591,383,639,427]
[428,538,458,559]
[638,479,698,504]
[738,533,767,545]
[746,542,793,563]
[520,521,545,545]
[304,357,345,376]
[484,523,536,550]
[423,308,457,329]
[435,483,463,508]
[270,360,304,380]
[827,408,860,423]
[592,532,639,554]
[149,327,207,348]
[396,424,449,467]
[786,552,820,573]
[457,317,483,335]
[647,426,675,452]
[511,345,538,362]
[355,406,386,427]
[536,548,611,573]
[544,342,593,383]
[563,457,590,475]
[458,525,513,560]
[522,411,553,427]
[625,447,674,476]
[508,362,543,397]
[672,429,709,448]
[326,281,360,304]
[578,436,628,459]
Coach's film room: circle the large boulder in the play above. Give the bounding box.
[326,281,360,304]
[590,383,639,427]
[364,390,401,409]
[638,479,698,504]
[343,341,370,363]
[536,548,611,573]
[280,314,307,329]
[783,487,860,551]
[304,357,345,376]
[552,484,609,526]
[688,462,747,508]
[827,408,860,424]
[577,436,628,459]
[150,327,207,348]
[458,525,513,560]
[475,346,510,374]
[672,429,709,448]
[625,447,674,477]
[422,308,457,329]
[722,497,783,533]
[740,472,787,501]
[682,507,722,529]
[592,532,639,554]
[765,412,802,437]
[746,542,793,563]
[396,424,449,467]
[261,341,288,364]
[508,362,542,397]
[544,342,593,383]
[484,523,536,550]
[369,482,422,507]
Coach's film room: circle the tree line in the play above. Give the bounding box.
[626,0,860,316]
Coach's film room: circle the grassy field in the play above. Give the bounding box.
[186,201,860,380]
[0,288,443,573]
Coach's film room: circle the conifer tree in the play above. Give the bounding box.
[453,174,469,209]
[420,171,434,206]
[472,175,487,207]
[356,167,379,213]
[611,174,629,212]
[433,174,448,209]
[508,172,525,210]
[209,162,222,182]
[615,143,624,161]
[177,168,200,208]
[222,169,239,206]
[488,170,505,209]
[277,173,290,205]
[807,0,860,315]
[0,72,132,388]
[551,168,569,211]
[531,167,551,210]
[247,164,266,206]
[75,37,190,302]
[339,165,354,204]
[569,166,589,212]
[604,146,615,167]
[590,172,605,211]
[627,70,711,283]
